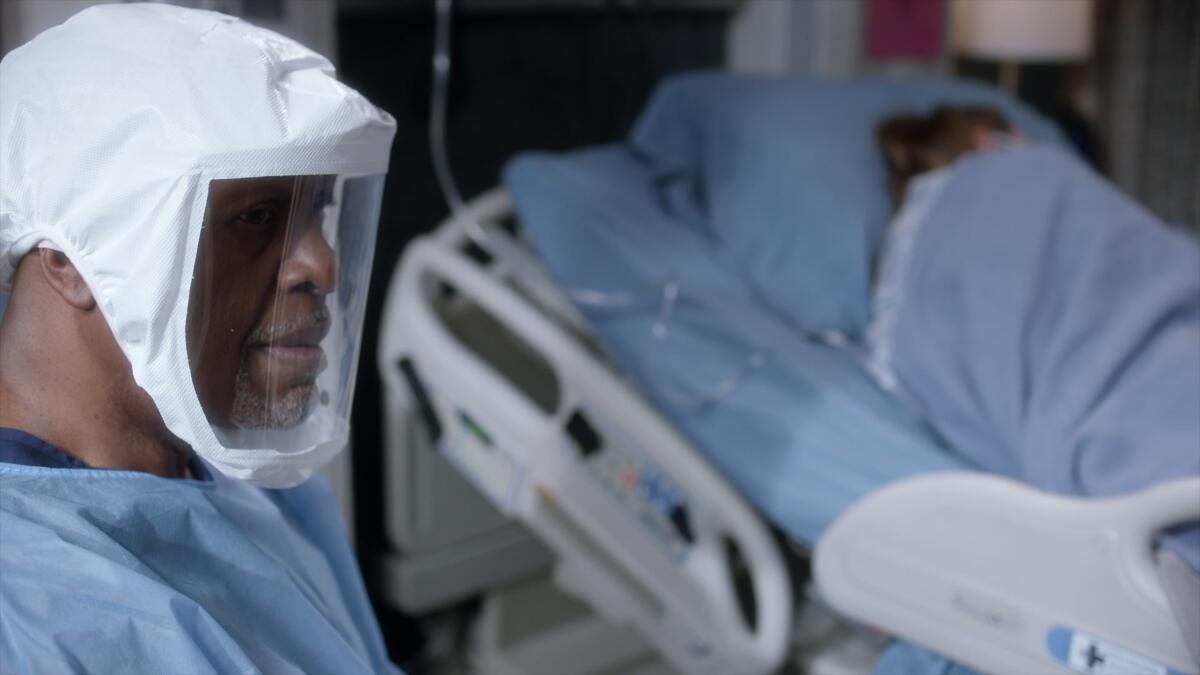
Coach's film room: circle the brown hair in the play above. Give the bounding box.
[877,105,1012,206]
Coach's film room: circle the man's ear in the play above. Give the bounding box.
[39,248,96,311]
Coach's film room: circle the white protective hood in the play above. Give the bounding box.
[0,3,396,486]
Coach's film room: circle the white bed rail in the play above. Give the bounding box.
[815,472,1200,675]
[380,190,793,674]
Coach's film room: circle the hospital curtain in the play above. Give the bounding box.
[1095,0,1199,229]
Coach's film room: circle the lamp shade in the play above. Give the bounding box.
[953,0,1093,62]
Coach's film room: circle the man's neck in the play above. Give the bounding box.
[0,379,191,479]
[0,323,192,480]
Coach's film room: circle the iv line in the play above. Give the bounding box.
[427,0,771,410]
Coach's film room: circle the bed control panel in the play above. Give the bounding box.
[567,408,694,564]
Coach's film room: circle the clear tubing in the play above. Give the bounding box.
[648,278,775,411]
[429,0,479,248]
[428,0,771,409]
[429,0,644,310]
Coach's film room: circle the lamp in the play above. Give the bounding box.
[952,0,1093,93]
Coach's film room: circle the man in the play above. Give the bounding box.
[189,176,340,432]
[0,4,398,672]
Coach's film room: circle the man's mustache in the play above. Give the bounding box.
[247,306,331,345]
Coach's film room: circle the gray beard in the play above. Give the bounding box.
[231,307,329,429]
[229,366,314,429]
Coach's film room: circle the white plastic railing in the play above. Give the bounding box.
[380,190,793,674]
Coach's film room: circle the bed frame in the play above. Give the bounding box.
[378,188,1199,675]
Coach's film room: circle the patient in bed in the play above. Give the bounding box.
[867,104,1200,674]
[876,104,1017,206]
[871,102,1198,535]
[866,105,1017,394]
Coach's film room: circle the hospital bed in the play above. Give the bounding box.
[377,74,1200,675]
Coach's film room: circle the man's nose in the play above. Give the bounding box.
[279,223,336,294]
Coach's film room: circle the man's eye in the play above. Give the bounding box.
[237,204,278,228]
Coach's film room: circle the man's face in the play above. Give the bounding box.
[187,175,338,430]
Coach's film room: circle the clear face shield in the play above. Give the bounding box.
[186,174,385,458]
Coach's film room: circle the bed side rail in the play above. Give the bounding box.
[815,471,1200,675]
[381,192,792,675]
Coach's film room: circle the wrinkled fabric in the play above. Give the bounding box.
[0,463,398,674]
[0,428,93,470]
[626,72,1063,335]
[506,146,967,546]
[881,145,1200,570]
[874,642,976,675]
[865,167,953,392]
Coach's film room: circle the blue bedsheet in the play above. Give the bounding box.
[506,145,966,546]
[502,70,1062,544]
[507,140,1200,559]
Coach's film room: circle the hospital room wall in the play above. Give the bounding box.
[726,0,950,78]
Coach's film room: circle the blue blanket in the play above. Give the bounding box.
[868,141,1200,675]
[879,145,1200,568]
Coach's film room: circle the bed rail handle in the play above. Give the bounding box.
[389,226,792,674]
[1111,477,1200,623]
[814,472,1199,675]
[397,237,570,428]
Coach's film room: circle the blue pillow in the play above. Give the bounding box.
[628,72,1064,335]
[504,145,760,313]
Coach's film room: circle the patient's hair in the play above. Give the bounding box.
[877,105,1012,206]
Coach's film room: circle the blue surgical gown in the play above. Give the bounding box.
[0,428,398,674]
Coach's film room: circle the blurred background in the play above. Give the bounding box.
[2,0,1196,670]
